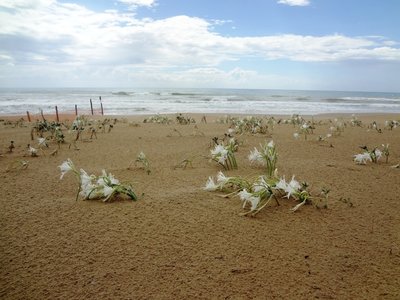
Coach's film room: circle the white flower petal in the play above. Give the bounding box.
[103,185,114,197]
[204,177,219,191]
[59,159,73,179]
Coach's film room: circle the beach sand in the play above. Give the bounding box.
[0,113,399,299]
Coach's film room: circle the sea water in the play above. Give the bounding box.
[0,88,399,116]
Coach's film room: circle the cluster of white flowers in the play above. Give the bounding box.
[143,115,172,124]
[203,171,232,192]
[248,140,277,177]
[275,176,301,199]
[281,114,304,125]
[298,122,313,140]
[385,120,399,130]
[211,145,229,165]
[205,139,329,216]
[225,116,269,134]
[79,169,121,200]
[350,115,362,127]
[210,139,238,170]
[59,159,137,202]
[248,148,263,165]
[204,169,318,215]
[354,146,386,165]
[237,175,305,213]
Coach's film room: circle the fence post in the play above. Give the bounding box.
[26,111,31,122]
[90,99,94,115]
[55,106,59,122]
[101,102,104,115]
[40,109,45,121]
[75,104,78,116]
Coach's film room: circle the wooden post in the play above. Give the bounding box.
[55,106,59,122]
[101,102,104,115]
[26,111,31,122]
[75,104,78,116]
[90,99,94,115]
[40,109,45,121]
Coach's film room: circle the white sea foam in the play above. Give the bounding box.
[0,88,399,116]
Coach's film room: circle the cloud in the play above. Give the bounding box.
[0,0,399,89]
[118,0,156,9]
[0,0,54,9]
[1,2,398,66]
[277,0,310,6]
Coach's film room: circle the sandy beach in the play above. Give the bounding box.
[1,113,399,299]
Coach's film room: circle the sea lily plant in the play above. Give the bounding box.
[134,151,151,174]
[248,140,277,177]
[299,122,313,140]
[204,171,329,216]
[354,144,388,165]
[210,138,238,170]
[205,140,329,216]
[59,159,137,202]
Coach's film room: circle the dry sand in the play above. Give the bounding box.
[0,113,399,299]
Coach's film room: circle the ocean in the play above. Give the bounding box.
[0,88,399,116]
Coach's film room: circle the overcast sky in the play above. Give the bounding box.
[0,0,399,91]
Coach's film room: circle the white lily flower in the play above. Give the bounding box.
[238,189,260,211]
[38,137,47,147]
[108,173,119,185]
[354,153,371,165]
[204,177,219,191]
[326,133,332,138]
[216,171,230,185]
[29,146,37,155]
[283,176,300,199]
[79,183,97,199]
[353,154,364,164]
[137,151,148,162]
[98,170,120,186]
[275,177,287,191]
[238,189,252,202]
[211,144,225,156]
[267,140,274,148]
[248,148,263,165]
[211,144,229,165]
[103,185,114,198]
[293,133,299,139]
[253,177,268,193]
[288,176,301,191]
[59,159,73,179]
[374,149,382,161]
[80,169,94,188]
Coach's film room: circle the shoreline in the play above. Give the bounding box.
[1,111,399,123]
